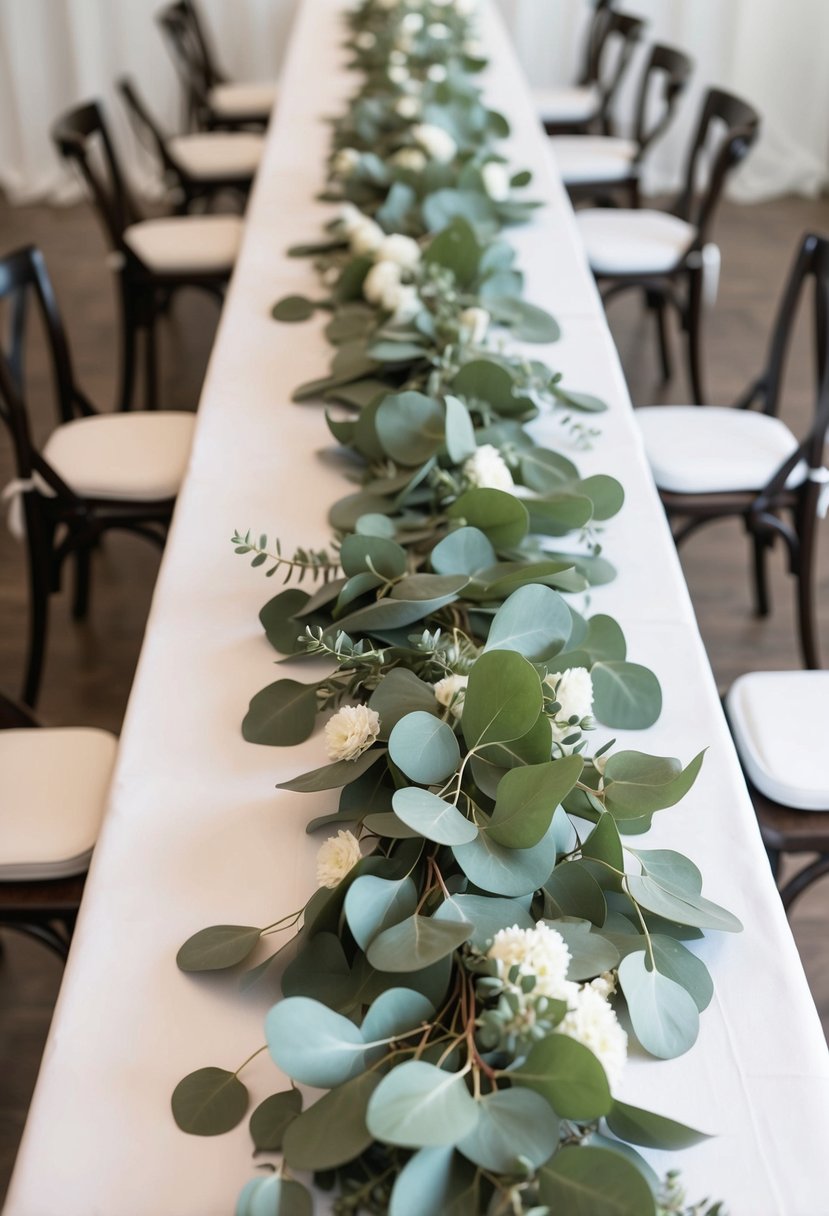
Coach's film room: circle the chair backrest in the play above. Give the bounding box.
[180,0,226,88]
[117,76,171,169]
[592,12,647,124]
[673,87,760,243]
[157,3,212,124]
[631,44,694,160]
[578,0,615,87]
[0,690,38,729]
[52,101,141,250]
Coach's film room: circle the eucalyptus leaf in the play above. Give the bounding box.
[177,925,261,973]
[605,1099,710,1150]
[243,679,320,747]
[393,786,478,845]
[483,584,571,660]
[282,1072,381,1170]
[539,1145,656,1216]
[453,821,557,897]
[344,875,419,950]
[171,1067,248,1136]
[513,1034,612,1120]
[434,893,535,948]
[389,712,461,784]
[366,1060,479,1148]
[248,1089,303,1152]
[369,669,439,737]
[367,913,472,972]
[487,757,583,848]
[388,1147,478,1216]
[266,996,367,1087]
[447,487,529,548]
[458,1086,559,1172]
[362,987,436,1045]
[236,1175,312,1216]
[462,649,542,748]
[617,950,700,1059]
[591,662,662,729]
[272,295,316,322]
[277,747,385,793]
[430,526,496,576]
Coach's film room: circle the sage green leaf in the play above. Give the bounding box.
[369,669,439,737]
[376,181,417,230]
[277,747,385,793]
[526,493,593,537]
[618,950,700,1058]
[340,533,407,579]
[579,474,625,520]
[453,821,557,897]
[281,932,352,1009]
[468,557,576,601]
[393,787,477,845]
[635,849,702,893]
[389,712,461,784]
[282,1072,381,1170]
[265,997,367,1087]
[539,1145,656,1216]
[368,341,429,363]
[650,934,713,1011]
[447,487,529,549]
[328,491,395,532]
[519,447,580,493]
[243,679,319,747]
[606,1099,710,1150]
[430,526,496,576]
[248,1089,302,1152]
[367,1060,479,1148]
[551,386,608,413]
[362,987,435,1044]
[376,392,445,466]
[591,662,662,729]
[236,1175,312,1216]
[488,296,560,343]
[457,1087,559,1172]
[344,875,419,950]
[434,893,534,948]
[604,751,705,818]
[348,952,452,1011]
[484,584,571,660]
[549,918,621,981]
[544,861,607,925]
[475,711,553,774]
[626,875,742,933]
[367,913,472,972]
[582,615,627,662]
[423,217,481,286]
[462,649,542,749]
[334,578,467,633]
[487,757,583,848]
[361,812,420,839]
[389,1147,479,1216]
[334,255,372,303]
[171,1067,248,1136]
[452,360,534,416]
[326,378,390,410]
[582,814,624,874]
[325,304,375,345]
[271,295,316,322]
[422,188,495,232]
[513,1034,612,1120]
[259,589,310,655]
[177,925,261,973]
[444,395,477,462]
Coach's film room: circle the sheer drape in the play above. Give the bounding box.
[0,0,827,205]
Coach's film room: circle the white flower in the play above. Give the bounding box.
[394,95,421,120]
[413,122,457,163]
[488,922,573,1002]
[391,147,427,172]
[458,306,490,345]
[355,30,376,49]
[363,259,402,310]
[390,283,422,324]
[433,673,468,719]
[338,202,365,234]
[559,982,628,1089]
[388,64,410,85]
[463,444,514,492]
[401,11,424,32]
[350,217,386,256]
[546,667,594,745]
[427,63,448,83]
[427,21,450,38]
[376,233,421,269]
[333,147,361,177]
[456,0,477,12]
[389,49,407,66]
[315,829,363,889]
[482,161,511,202]
[324,704,381,761]
[463,38,484,56]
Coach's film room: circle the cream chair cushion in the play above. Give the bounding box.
[727,672,829,810]
[635,406,806,495]
[123,215,243,275]
[535,85,600,125]
[0,728,117,879]
[208,81,278,120]
[168,132,264,181]
[576,208,696,275]
[551,135,638,184]
[43,412,196,502]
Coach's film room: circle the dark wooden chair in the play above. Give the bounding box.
[0,246,196,706]
[118,77,262,213]
[576,87,761,404]
[0,691,116,959]
[551,44,694,208]
[156,0,277,133]
[637,232,829,669]
[52,100,242,412]
[537,8,645,137]
[726,672,829,909]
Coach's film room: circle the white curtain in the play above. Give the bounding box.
[1,0,828,205]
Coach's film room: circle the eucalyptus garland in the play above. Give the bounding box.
[171,3,736,1214]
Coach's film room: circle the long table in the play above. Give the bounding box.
[7,3,829,1214]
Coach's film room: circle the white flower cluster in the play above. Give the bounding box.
[315,829,362,889]
[412,122,457,164]
[324,704,381,761]
[433,673,468,719]
[545,666,595,749]
[481,160,511,202]
[458,305,490,345]
[463,444,514,492]
[339,206,424,322]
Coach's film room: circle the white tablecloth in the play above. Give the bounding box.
[7,3,829,1214]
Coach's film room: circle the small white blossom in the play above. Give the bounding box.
[488,922,573,1001]
[559,983,628,1089]
[338,202,365,234]
[376,233,421,269]
[413,123,457,163]
[458,306,490,345]
[363,259,403,309]
[388,65,410,85]
[391,147,427,172]
[324,704,381,761]
[463,444,514,492]
[427,63,448,83]
[315,830,363,889]
[433,673,468,719]
[350,217,386,256]
[482,161,511,202]
[389,49,407,65]
[401,11,424,32]
[355,30,376,49]
[394,95,421,120]
[463,38,484,56]
[332,147,361,177]
[390,283,422,324]
[546,667,594,746]
[427,21,450,38]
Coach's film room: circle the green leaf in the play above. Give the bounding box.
[369,669,439,738]
[376,392,445,466]
[367,913,472,972]
[366,1060,479,1148]
[443,395,477,462]
[519,447,580,492]
[344,875,419,950]
[462,649,542,749]
[447,487,529,549]
[636,849,702,893]
[242,680,320,747]
[591,662,663,729]
[177,925,261,973]
[422,189,495,232]
[259,589,310,655]
[430,527,496,576]
[281,932,352,1009]
[650,934,713,1011]
[393,787,478,845]
[452,360,534,417]
[266,996,367,1087]
[236,1175,312,1216]
[362,988,435,1045]
[582,615,627,662]
[539,1145,656,1216]
[335,255,373,303]
[625,874,742,933]
[582,814,624,874]
[368,340,430,364]
[248,1089,303,1152]
[340,533,407,580]
[513,1034,612,1120]
[606,1099,710,1150]
[389,712,461,784]
[544,861,607,925]
[271,295,316,322]
[282,1072,381,1170]
[433,893,535,948]
[487,757,583,848]
[423,217,481,286]
[604,751,705,818]
[484,584,571,660]
[458,1087,559,1172]
[453,821,558,897]
[171,1067,248,1136]
[488,296,560,343]
[551,386,608,413]
[617,950,700,1058]
[334,578,467,633]
[550,919,621,981]
[277,747,385,793]
[389,1147,478,1216]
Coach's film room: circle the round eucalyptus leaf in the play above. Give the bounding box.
[462,649,542,749]
[443,395,477,463]
[176,925,261,973]
[487,757,583,848]
[434,893,534,948]
[447,487,529,549]
[242,680,320,747]
[376,392,445,466]
[265,997,367,1087]
[362,987,436,1045]
[430,526,496,576]
[171,1067,248,1136]
[604,750,705,818]
[453,819,557,897]
[539,1145,656,1216]
[367,1060,479,1148]
[389,712,460,784]
[605,1098,710,1151]
[625,875,742,933]
[548,919,620,982]
[281,932,352,1009]
[483,584,571,660]
[544,860,607,926]
[488,296,560,344]
[650,934,713,1012]
[389,1146,478,1216]
[282,1072,381,1170]
[367,913,472,972]
[258,589,310,655]
[423,217,482,286]
[368,669,439,737]
[236,1175,312,1216]
[591,662,662,729]
[457,1086,559,1172]
[271,295,316,322]
[344,874,419,951]
[617,950,700,1059]
[392,787,478,845]
[248,1089,303,1152]
[340,533,407,580]
[512,1034,612,1120]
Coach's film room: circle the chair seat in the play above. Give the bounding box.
[635,406,806,495]
[123,214,243,275]
[535,85,600,125]
[727,672,829,811]
[0,728,117,879]
[208,81,278,121]
[167,132,264,181]
[43,412,196,502]
[551,135,638,184]
[576,208,696,275]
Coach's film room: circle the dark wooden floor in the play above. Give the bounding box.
[1,190,828,1199]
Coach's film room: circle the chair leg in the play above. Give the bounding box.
[118,286,139,412]
[780,855,829,911]
[751,532,771,617]
[143,302,160,412]
[795,507,821,669]
[685,266,706,405]
[72,545,92,622]
[23,554,50,708]
[652,294,673,383]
